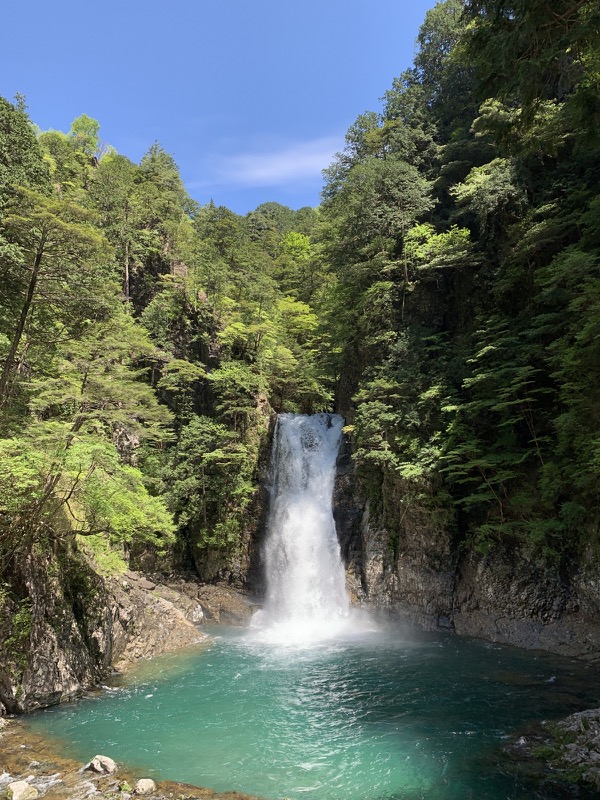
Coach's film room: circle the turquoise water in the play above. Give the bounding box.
[29,625,600,799]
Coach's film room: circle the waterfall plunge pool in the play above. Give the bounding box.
[28,624,600,800]
[28,414,600,798]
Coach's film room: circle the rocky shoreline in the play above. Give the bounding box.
[0,578,261,800]
[3,564,600,798]
[0,716,261,800]
[0,560,256,715]
[504,708,600,795]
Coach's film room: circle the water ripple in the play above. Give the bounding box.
[28,626,600,800]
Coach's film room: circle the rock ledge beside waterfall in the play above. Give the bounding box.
[0,544,254,715]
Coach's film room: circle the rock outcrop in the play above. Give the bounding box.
[134,778,157,795]
[7,781,39,800]
[506,708,600,793]
[84,755,118,776]
[332,431,366,603]
[551,708,600,789]
[335,458,600,659]
[0,548,205,715]
[109,572,205,671]
[358,496,456,631]
[452,549,600,658]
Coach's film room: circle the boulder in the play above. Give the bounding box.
[85,754,118,774]
[7,781,40,800]
[134,777,157,795]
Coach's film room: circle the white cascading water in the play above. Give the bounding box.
[252,413,352,644]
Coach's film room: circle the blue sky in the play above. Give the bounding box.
[1,0,435,214]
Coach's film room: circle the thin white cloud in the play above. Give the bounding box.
[212,136,343,187]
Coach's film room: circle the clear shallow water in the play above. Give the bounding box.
[29,625,600,800]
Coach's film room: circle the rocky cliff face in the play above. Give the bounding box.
[358,513,600,658]
[452,549,600,658]
[333,451,600,660]
[332,433,366,603]
[357,496,456,631]
[0,545,205,715]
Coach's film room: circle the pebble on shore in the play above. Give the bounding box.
[7,780,40,800]
[84,754,118,775]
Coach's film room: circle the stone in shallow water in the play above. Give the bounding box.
[77,779,99,798]
[134,777,156,794]
[7,781,40,800]
[0,772,12,789]
[84,755,118,774]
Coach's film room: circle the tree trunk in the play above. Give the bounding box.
[0,235,46,407]
[124,239,130,301]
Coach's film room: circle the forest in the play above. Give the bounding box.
[1,0,599,614]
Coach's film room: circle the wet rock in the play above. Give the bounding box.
[453,549,570,648]
[7,781,40,800]
[0,773,13,791]
[85,754,118,775]
[332,431,365,602]
[75,779,100,798]
[358,496,456,630]
[134,777,156,794]
[195,584,256,625]
[554,708,600,789]
[0,553,206,714]
[556,708,600,740]
[31,773,63,793]
[584,766,600,787]
[509,708,600,792]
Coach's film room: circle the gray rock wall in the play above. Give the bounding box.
[333,455,600,660]
[358,509,600,657]
[0,548,204,714]
[452,550,600,658]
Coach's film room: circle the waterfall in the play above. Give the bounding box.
[252,413,352,644]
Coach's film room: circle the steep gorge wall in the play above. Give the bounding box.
[188,399,274,588]
[0,544,204,715]
[333,437,600,660]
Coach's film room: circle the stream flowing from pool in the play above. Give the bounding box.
[29,414,600,799]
